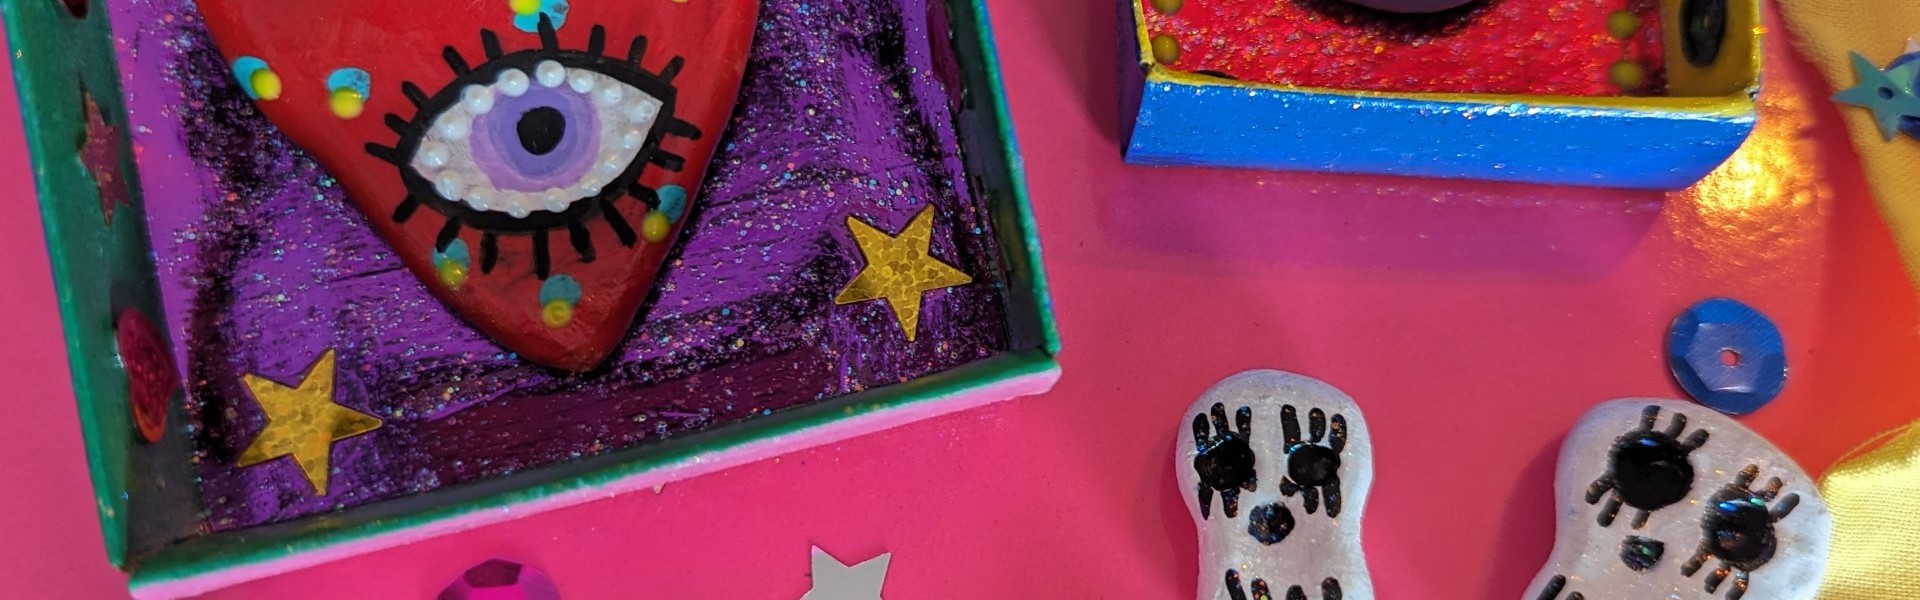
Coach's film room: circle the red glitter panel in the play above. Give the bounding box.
[1141,0,1668,96]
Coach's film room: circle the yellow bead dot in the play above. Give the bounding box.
[1607,11,1641,40]
[1610,60,1646,90]
[542,299,574,328]
[510,0,540,16]
[329,88,365,120]
[249,69,283,101]
[1150,0,1182,15]
[1150,35,1181,65]
[641,210,672,243]
[437,260,467,289]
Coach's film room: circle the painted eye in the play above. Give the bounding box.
[366,17,699,278]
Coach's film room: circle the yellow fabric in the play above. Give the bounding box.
[1778,0,1920,293]
[1815,421,1920,599]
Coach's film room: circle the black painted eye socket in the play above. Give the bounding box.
[365,15,702,279]
[1195,430,1256,490]
[1681,0,1728,68]
[1609,433,1696,509]
[1706,494,1778,568]
[1286,444,1340,487]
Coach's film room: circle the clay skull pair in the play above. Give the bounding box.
[1176,370,1831,600]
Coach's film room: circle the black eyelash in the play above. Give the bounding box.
[364,14,702,279]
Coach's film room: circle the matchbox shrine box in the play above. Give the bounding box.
[1119,0,1764,190]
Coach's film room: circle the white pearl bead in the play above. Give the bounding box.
[434,173,465,200]
[596,153,624,176]
[418,142,450,168]
[541,189,571,212]
[461,85,495,114]
[594,85,624,107]
[497,70,531,97]
[505,203,530,219]
[567,70,596,94]
[463,189,492,211]
[434,116,471,142]
[626,101,658,123]
[535,61,566,88]
[618,128,645,150]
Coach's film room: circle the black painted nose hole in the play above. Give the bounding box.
[516,107,567,156]
[1195,436,1255,490]
[1247,503,1295,546]
[1287,445,1341,487]
[1680,0,1728,68]
[1621,536,1665,571]
[60,0,87,17]
[1611,434,1695,510]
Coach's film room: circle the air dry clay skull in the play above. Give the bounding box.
[1526,400,1831,600]
[1177,370,1375,600]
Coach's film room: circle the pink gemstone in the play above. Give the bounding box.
[437,559,560,600]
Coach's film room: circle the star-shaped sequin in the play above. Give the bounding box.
[834,206,973,342]
[1833,51,1920,141]
[237,349,381,495]
[80,91,132,226]
[799,546,889,600]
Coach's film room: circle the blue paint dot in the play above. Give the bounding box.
[231,56,269,99]
[434,239,471,268]
[326,67,371,98]
[514,0,570,33]
[539,274,582,306]
[656,185,689,222]
[1667,298,1787,415]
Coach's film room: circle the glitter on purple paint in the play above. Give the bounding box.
[128,0,1014,529]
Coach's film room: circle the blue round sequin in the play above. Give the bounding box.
[1667,298,1787,415]
[539,274,582,306]
[514,0,570,33]
[657,184,688,222]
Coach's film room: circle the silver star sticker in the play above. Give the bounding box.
[799,546,889,600]
[1833,51,1920,141]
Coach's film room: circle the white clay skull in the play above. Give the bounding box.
[1178,370,1375,600]
[1524,399,1832,600]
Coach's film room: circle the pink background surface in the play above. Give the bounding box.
[4,1,1920,598]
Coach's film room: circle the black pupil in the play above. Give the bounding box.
[1287,444,1340,487]
[1195,434,1255,490]
[1680,0,1727,68]
[516,107,567,156]
[1610,433,1695,510]
[1706,494,1777,568]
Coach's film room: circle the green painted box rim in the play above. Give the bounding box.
[2,0,1059,596]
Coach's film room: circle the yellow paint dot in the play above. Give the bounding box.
[329,88,365,119]
[436,260,467,289]
[1610,60,1646,90]
[1150,35,1181,65]
[1607,11,1640,40]
[510,0,540,16]
[1149,0,1181,15]
[542,299,574,328]
[249,69,282,101]
[641,210,672,243]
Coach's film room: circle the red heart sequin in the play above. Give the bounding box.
[198,0,758,370]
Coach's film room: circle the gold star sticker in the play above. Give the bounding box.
[236,349,381,495]
[834,206,973,342]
